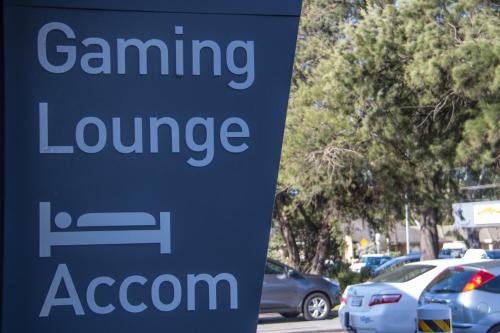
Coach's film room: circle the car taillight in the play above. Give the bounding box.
[341,290,348,305]
[463,270,495,292]
[368,294,402,307]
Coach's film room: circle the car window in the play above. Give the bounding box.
[372,265,435,283]
[478,276,500,294]
[375,259,400,273]
[375,256,418,274]
[486,251,500,259]
[379,257,391,265]
[265,261,287,275]
[366,257,382,265]
[425,268,476,294]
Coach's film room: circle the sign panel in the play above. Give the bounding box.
[453,201,500,228]
[1,1,302,332]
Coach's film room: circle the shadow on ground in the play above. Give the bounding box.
[258,311,339,325]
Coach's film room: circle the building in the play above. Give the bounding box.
[342,219,500,263]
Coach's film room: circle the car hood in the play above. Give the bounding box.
[301,273,339,287]
[302,273,324,280]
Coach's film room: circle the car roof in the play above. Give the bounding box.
[361,254,389,257]
[267,258,285,265]
[372,255,418,272]
[389,254,420,261]
[457,260,500,273]
[408,258,494,267]
[465,249,487,253]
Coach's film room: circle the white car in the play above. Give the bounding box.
[350,254,392,273]
[463,248,489,260]
[339,259,484,333]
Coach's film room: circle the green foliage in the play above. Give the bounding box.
[267,229,289,263]
[275,0,500,265]
[457,102,500,170]
[293,0,368,85]
[334,269,371,292]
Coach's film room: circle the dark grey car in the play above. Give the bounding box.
[260,259,341,321]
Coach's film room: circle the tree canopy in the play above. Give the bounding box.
[274,0,499,272]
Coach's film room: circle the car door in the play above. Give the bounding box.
[261,261,302,311]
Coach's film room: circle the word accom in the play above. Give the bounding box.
[40,264,239,317]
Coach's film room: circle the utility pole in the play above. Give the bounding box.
[405,194,410,255]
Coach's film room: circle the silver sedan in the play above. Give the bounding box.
[420,260,500,333]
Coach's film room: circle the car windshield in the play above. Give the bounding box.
[362,257,384,265]
[375,255,419,273]
[265,261,287,275]
[487,251,500,259]
[372,264,435,283]
[376,258,401,270]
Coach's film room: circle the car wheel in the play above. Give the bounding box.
[488,324,500,333]
[303,293,330,321]
[280,312,300,318]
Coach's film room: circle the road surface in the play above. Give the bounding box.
[257,312,344,333]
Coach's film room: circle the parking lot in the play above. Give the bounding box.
[257,313,343,333]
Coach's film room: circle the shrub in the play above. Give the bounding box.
[334,269,370,292]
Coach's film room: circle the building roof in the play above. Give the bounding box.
[343,219,500,245]
[479,228,500,243]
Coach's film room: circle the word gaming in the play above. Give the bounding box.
[38,22,256,90]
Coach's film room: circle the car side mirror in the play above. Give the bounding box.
[287,269,300,278]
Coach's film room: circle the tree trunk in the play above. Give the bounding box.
[297,204,319,267]
[466,228,480,249]
[309,219,331,275]
[275,194,301,269]
[298,204,319,233]
[420,207,439,260]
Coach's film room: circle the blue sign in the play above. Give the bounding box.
[1,1,302,332]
